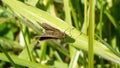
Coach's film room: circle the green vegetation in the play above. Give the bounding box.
[0,0,120,68]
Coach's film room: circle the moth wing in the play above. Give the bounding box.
[40,23,58,31]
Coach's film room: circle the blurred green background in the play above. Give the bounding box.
[0,0,120,68]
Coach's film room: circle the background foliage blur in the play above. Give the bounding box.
[0,0,120,68]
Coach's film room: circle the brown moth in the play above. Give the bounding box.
[39,23,66,40]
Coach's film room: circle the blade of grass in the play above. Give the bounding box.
[54,51,63,62]
[18,41,37,61]
[39,41,47,63]
[95,34,120,57]
[63,0,72,25]
[0,53,51,68]
[98,1,104,67]
[104,10,119,30]
[70,2,80,30]
[19,23,33,61]
[68,51,80,68]
[88,0,95,67]
[0,44,17,68]
[99,0,103,38]
[82,0,88,34]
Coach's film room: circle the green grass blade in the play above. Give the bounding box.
[69,50,80,68]
[0,53,51,68]
[88,0,95,67]
[0,44,17,68]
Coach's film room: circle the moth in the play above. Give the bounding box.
[39,23,66,41]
